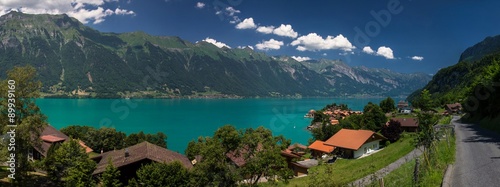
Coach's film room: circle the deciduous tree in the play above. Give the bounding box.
[0,66,48,186]
[379,97,396,113]
[381,119,403,142]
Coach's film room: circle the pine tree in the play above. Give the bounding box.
[101,159,122,187]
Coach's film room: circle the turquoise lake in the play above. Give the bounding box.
[36,98,390,153]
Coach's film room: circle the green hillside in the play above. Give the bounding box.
[0,12,431,98]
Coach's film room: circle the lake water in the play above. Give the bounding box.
[36,98,389,153]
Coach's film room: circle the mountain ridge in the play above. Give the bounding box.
[0,12,431,98]
[408,34,500,106]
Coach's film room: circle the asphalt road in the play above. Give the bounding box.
[451,116,500,187]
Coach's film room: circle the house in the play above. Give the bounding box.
[445,103,462,114]
[324,129,386,159]
[280,143,311,176]
[92,141,192,183]
[30,125,93,161]
[308,140,335,158]
[397,100,409,110]
[399,107,413,114]
[391,118,419,132]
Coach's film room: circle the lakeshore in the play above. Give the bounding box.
[35,97,390,153]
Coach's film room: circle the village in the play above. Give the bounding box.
[0,98,463,186]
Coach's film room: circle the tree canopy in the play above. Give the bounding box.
[186,125,293,186]
[379,97,396,113]
[0,65,48,186]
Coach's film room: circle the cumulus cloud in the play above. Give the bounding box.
[291,56,311,62]
[376,46,394,59]
[235,17,256,29]
[195,2,205,9]
[362,46,375,54]
[255,39,283,50]
[272,24,298,38]
[256,25,275,34]
[290,33,355,52]
[0,0,135,24]
[201,37,231,48]
[411,56,424,61]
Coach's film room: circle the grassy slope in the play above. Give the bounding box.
[369,130,456,187]
[262,134,415,186]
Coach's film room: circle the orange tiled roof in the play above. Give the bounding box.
[79,140,94,153]
[308,140,335,153]
[324,129,385,150]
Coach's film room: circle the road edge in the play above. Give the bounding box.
[441,164,453,187]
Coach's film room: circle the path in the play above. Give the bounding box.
[450,116,500,187]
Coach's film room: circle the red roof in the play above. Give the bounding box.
[308,140,335,153]
[324,129,385,150]
[41,135,66,143]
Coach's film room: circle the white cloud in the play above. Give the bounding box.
[195,2,205,9]
[225,6,240,16]
[290,33,355,52]
[322,53,327,56]
[291,56,311,62]
[362,46,375,54]
[235,17,256,29]
[0,0,135,24]
[411,56,424,61]
[255,39,283,50]
[376,46,394,59]
[201,37,231,48]
[256,25,275,34]
[272,24,298,38]
[229,16,240,24]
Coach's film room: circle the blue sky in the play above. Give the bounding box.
[2,0,500,74]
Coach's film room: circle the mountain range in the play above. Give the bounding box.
[0,12,431,98]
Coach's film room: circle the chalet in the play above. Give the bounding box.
[397,100,409,110]
[445,103,462,114]
[308,140,335,158]
[391,118,419,132]
[30,125,93,161]
[324,129,386,159]
[92,141,192,183]
[280,143,311,176]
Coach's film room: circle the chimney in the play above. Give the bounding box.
[125,148,129,157]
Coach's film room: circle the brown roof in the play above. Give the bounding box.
[280,149,301,158]
[391,118,418,128]
[226,144,263,167]
[308,140,335,153]
[34,125,93,157]
[35,125,70,157]
[93,141,192,174]
[445,103,462,111]
[324,129,385,150]
[288,143,307,150]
